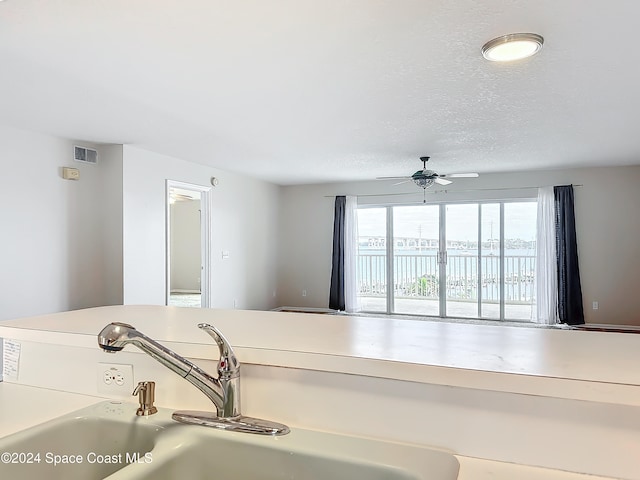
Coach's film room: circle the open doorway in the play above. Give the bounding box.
[166,180,211,307]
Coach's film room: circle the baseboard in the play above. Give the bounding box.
[272,306,338,314]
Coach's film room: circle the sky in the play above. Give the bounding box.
[357,202,537,242]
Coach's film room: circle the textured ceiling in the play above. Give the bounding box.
[1,1,639,185]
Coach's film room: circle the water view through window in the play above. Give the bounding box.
[356,201,537,321]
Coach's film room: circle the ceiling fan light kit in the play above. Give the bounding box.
[481,33,544,62]
[376,156,478,191]
[412,176,435,189]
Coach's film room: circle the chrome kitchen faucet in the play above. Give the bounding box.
[97,322,289,435]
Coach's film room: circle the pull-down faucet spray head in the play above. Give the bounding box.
[97,322,135,352]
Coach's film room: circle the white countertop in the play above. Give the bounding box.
[0,383,104,438]
[0,384,615,480]
[1,305,640,407]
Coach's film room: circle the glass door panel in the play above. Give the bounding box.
[445,204,479,318]
[392,205,440,316]
[480,204,501,319]
[504,202,537,320]
[356,208,388,312]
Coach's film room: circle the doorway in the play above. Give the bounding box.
[166,180,211,308]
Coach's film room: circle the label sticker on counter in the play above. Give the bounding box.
[2,339,21,380]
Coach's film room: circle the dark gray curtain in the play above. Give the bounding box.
[554,185,585,325]
[329,196,346,311]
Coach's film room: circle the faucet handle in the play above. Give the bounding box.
[198,323,240,378]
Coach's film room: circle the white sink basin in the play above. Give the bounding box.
[0,402,164,480]
[0,402,459,480]
[133,428,459,480]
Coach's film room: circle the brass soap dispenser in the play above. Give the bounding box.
[132,381,158,416]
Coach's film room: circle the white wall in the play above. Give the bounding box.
[0,124,122,321]
[99,145,124,306]
[170,199,201,292]
[0,130,280,317]
[278,165,640,325]
[122,146,280,309]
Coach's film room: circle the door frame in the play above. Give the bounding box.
[165,180,212,308]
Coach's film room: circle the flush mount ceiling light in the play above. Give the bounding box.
[482,33,544,62]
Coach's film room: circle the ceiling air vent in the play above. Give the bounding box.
[74,145,98,164]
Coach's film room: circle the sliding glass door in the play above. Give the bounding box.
[392,205,440,316]
[356,208,388,312]
[480,204,501,319]
[504,202,537,320]
[357,200,537,321]
[445,204,479,318]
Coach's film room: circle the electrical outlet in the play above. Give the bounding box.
[302,290,307,297]
[592,301,599,310]
[97,363,134,396]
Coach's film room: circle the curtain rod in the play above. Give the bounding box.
[323,184,584,198]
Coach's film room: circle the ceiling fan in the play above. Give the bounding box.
[377,156,479,189]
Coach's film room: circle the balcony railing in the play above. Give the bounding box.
[357,253,535,304]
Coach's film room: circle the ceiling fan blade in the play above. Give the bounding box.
[435,178,452,186]
[393,179,411,186]
[441,173,479,178]
[376,176,411,180]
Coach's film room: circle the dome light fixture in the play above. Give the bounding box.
[482,33,544,62]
